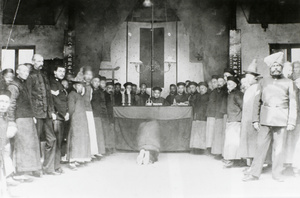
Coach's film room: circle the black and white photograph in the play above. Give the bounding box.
[0,0,300,197]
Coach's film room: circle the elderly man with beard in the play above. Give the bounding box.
[26,54,57,175]
[7,64,41,179]
[243,52,297,182]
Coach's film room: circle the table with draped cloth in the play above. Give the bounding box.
[113,106,193,151]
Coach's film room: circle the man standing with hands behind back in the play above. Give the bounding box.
[26,54,58,175]
[243,52,297,182]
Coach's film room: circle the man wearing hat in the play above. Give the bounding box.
[238,59,260,165]
[190,82,209,153]
[150,87,169,106]
[223,76,243,168]
[114,83,122,106]
[223,68,236,82]
[243,52,297,182]
[123,82,136,106]
[166,84,177,105]
[205,75,219,154]
[188,82,199,109]
[211,76,227,158]
[174,82,189,105]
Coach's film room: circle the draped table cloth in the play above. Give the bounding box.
[113,106,193,151]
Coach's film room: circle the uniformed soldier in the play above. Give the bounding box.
[243,52,297,182]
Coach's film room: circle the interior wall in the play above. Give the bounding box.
[0,6,67,63]
[236,6,300,77]
[75,0,230,84]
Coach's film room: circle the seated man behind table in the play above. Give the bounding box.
[150,87,169,106]
[166,84,177,105]
[174,82,189,105]
[137,83,150,106]
[114,82,122,106]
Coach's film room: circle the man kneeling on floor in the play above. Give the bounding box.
[136,120,160,165]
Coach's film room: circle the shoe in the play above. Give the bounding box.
[31,171,42,178]
[243,175,259,182]
[273,177,284,182]
[69,163,78,171]
[6,177,20,186]
[95,154,103,157]
[223,160,234,168]
[43,170,61,176]
[137,149,146,165]
[55,168,64,174]
[13,175,34,183]
[143,150,150,165]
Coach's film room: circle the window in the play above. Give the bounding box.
[269,44,300,62]
[1,46,35,70]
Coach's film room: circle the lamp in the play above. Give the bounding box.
[164,56,176,73]
[143,0,152,7]
[130,60,143,73]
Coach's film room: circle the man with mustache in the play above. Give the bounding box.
[243,52,297,182]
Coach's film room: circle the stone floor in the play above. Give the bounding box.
[8,152,300,198]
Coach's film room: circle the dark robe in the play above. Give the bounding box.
[137,92,150,106]
[194,92,209,121]
[114,91,122,106]
[174,93,189,104]
[151,97,169,106]
[166,93,177,105]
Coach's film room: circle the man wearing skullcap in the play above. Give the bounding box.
[123,82,136,105]
[174,82,189,105]
[223,76,243,168]
[243,52,297,182]
[190,82,209,153]
[150,87,169,106]
[166,84,177,105]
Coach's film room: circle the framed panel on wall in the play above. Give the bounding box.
[269,43,300,62]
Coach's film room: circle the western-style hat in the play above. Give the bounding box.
[227,76,239,85]
[224,68,235,76]
[177,82,186,87]
[198,81,208,88]
[264,52,284,67]
[244,59,260,76]
[152,87,162,92]
[189,81,198,87]
[211,75,218,80]
[124,82,133,88]
[106,82,114,86]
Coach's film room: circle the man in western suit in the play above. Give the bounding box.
[243,52,297,182]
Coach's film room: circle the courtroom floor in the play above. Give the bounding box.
[9,152,300,198]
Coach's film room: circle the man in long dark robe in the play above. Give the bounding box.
[137,83,150,106]
[7,64,41,178]
[150,87,169,106]
[114,83,122,106]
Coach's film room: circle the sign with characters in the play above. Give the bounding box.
[63,30,75,74]
[229,29,242,75]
